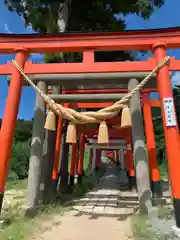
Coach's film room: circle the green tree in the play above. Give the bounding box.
[6,119,33,180]
[15,119,33,142]
[11,141,30,179]
[5,1,164,32]
[5,0,165,63]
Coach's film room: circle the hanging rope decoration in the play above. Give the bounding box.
[12,56,170,144]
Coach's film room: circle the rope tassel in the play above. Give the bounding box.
[97,121,109,144]
[44,110,57,131]
[121,106,132,129]
[66,122,77,144]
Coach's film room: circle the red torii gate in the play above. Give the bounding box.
[51,90,161,192]
[0,27,180,227]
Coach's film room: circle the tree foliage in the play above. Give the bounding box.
[5,0,165,62]
[14,119,33,142]
[11,141,30,179]
[5,0,164,33]
[7,120,33,180]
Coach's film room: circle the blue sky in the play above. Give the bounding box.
[0,0,180,120]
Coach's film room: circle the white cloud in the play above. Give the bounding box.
[171,71,180,87]
[4,23,13,34]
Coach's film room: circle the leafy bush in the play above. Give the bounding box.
[10,141,30,180]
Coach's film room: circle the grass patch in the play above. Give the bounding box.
[159,163,168,181]
[132,208,177,240]
[132,215,155,240]
[0,201,33,240]
[157,205,174,220]
[5,179,27,191]
[0,202,66,240]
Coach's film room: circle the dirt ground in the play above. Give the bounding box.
[33,164,137,240]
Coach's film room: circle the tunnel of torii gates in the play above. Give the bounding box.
[0,27,180,227]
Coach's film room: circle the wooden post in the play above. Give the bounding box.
[69,143,77,187]
[0,48,27,213]
[75,137,80,176]
[120,149,125,170]
[59,120,70,193]
[142,93,162,199]
[127,140,136,191]
[128,78,152,214]
[55,133,64,187]
[26,81,46,214]
[92,147,96,173]
[52,117,63,186]
[89,148,93,168]
[113,151,115,161]
[42,86,60,203]
[153,43,180,228]
[120,148,129,184]
[96,149,101,170]
[124,148,128,171]
[77,133,85,184]
[42,129,57,203]
[115,150,120,166]
[124,148,130,178]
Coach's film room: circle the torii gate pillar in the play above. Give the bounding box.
[0,48,27,213]
[128,78,152,214]
[153,42,180,228]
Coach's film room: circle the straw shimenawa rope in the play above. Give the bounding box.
[12,56,170,124]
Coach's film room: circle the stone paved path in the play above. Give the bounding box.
[37,163,138,240]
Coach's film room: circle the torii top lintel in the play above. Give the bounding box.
[1,26,180,54]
